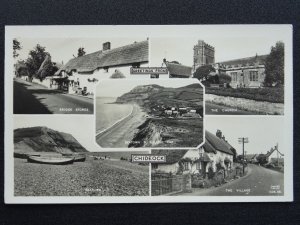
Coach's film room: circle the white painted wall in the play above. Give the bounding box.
[200,146,233,172]
[155,163,178,174]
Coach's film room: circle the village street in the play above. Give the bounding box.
[205,102,256,115]
[14,79,93,114]
[180,164,284,196]
[96,104,146,148]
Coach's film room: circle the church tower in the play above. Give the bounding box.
[193,40,215,71]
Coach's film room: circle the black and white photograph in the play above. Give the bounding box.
[5,25,293,203]
[151,117,285,196]
[13,116,149,196]
[150,37,285,115]
[13,37,149,114]
[95,79,204,148]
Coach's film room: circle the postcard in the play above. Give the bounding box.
[5,25,293,203]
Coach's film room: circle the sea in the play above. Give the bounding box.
[96,97,133,133]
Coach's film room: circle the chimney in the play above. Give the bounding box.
[103,42,111,51]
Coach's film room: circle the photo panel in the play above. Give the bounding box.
[13,115,150,197]
[151,116,286,197]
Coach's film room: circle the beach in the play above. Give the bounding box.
[96,103,147,148]
[14,157,149,196]
[96,97,133,132]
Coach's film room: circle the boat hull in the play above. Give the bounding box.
[27,156,74,165]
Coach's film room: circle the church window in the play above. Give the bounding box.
[249,71,258,81]
[231,72,238,82]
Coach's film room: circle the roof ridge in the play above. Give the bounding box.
[100,40,148,55]
[217,54,268,64]
[167,62,192,68]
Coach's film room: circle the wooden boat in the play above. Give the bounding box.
[62,153,86,162]
[73,155,86,162]
[27,155,74,165]
[14,152,40,159]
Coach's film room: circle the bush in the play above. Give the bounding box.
[206,86,284,103]
[218,74,231,84]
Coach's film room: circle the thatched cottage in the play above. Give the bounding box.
[202,130,235,174]
[151,149,202,175]
[152,130,235,177]
[55,40,149,94]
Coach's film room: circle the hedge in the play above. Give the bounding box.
[205,87,284,103]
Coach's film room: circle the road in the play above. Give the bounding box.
[14,79,93,114]
[180,164,284,196]
[96,104,146,148]
[205,102,257,115]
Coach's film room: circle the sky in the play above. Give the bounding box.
[16,37,148,64]
[150,37,284,67]
[205,117,285,156]
[96,78,202,97]
[16,36,283,68]
[14,116,101,152]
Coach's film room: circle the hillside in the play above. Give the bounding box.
[116,83,203,110]
[14,126,88,153]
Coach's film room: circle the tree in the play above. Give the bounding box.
[37,54,59,80]
[264,41,284,86]
[13,39,22,58]
[193,65,215,81]
[25,44,49,78]
[256,154,268,165]
[77,47,86,57]
[218,73,231,84]
[110,69,125,79]
[231,148,237,162]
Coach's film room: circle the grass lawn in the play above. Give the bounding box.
[205,87,284,103]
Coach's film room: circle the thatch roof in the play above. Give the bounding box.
[166,62,192,77]
[57,40,149,74]
[204,130,234,155]
[152,149,188,164]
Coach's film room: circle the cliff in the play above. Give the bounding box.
[116,83,203,109]
[14,126,88,153]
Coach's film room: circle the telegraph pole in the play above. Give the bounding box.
[238,137,249,175]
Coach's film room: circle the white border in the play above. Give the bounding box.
[5,25,293,203]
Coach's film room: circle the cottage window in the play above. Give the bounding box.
[104,67,109,73]
[184,162,189,171]
[196,162,201,170]
[231,72,238,82]
[249,71,258,81]
[152,164,158,169]
[132,63,140,68]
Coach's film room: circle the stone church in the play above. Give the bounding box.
[193,40,267,88]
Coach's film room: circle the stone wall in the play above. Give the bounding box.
[206,93,284,115]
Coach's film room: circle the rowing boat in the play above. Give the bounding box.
[73,155,86,162]
[27,155,74,165]
[62,153,86,162]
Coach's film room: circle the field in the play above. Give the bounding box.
[206,87,284,103]
[14,157,149,196]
